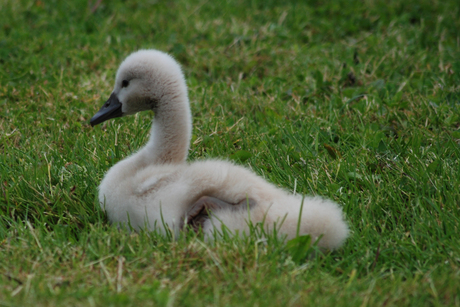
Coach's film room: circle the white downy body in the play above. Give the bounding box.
[96,50,349,250]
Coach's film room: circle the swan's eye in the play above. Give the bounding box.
[121,80,129,88]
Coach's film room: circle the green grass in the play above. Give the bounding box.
[1,0,460,305]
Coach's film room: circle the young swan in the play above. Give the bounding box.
[90,50,349,250]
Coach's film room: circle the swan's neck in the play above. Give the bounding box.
[141,94,192,165]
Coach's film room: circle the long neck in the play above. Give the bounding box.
[139,93,192,165]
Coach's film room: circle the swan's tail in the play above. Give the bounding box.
[202,195,349,250]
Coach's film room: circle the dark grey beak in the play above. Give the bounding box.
[90,93,123,126]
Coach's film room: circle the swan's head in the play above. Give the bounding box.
[90,49,187,126]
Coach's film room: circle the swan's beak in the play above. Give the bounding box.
[90,93,123,126]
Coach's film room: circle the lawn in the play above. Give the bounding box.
[1,0,460,305]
